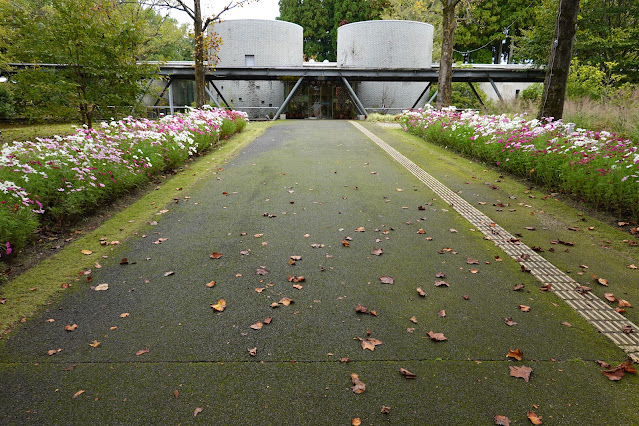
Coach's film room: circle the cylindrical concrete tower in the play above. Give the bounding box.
[210,20,304,118]
[337,20,434,112]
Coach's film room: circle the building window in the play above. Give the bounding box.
[245,55,255,67]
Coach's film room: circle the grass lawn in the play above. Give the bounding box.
[0,122,77,143]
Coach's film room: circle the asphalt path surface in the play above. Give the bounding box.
[1,121,637,424]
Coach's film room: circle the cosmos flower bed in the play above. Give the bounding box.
[399,107,639,219]
[0,107,248,252]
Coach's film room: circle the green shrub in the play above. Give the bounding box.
[0,83,14,118]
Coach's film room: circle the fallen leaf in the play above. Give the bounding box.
[135,349,149,356]
[410,316,418,324]
[94,283,109,291]
[371,247,383,256]
[120,258,129,265]
[110,326,117,330]
[173,390,179,399]
[434,280,449,287]
[47,348,62,356]
[248,347,257,356]
[255,287,265,293]
[355,227,365,232]
[540,284,552,292]
[469,268,479,274]
[81,250,92,255]
[437,310,446,318]
[519,305,531,312]
[427,330,447,341]
[509,365,532,382]
[250,322,263,330]
[628,264,638,269]
[604,293,617,302]
[211,299,226,312]
[254,234,263,238]
[206,281,216,288]
[435,272,446,278]
[466,257,480,265]
[342,240,350,247]
[618,299,632,308]
[506,348,523,361]
[279,297,293,306]
[256,267,270,275]
[339,357,350,363]
[399,368,417,379]
[240,250,250,256]
[379,276,394,285]
[494,414,511,425]
[622,325,633,334]
[292,284,303,289]
[527,411,542,425]
[597,277,609,286]
[64,324,78,332]
[72,390,85,399]
[89,340,101,348]
[193,407,203,417]
[381,405,391,414]
[361,338,383,351]
[120,312,130,318]
[350,373,366,394]
[352,418,362,426]
[210,252,223,259]
[46,318,55,323]
[417,228,426,234]
[504,317,517,326]
[513,284,525,291]
[416,287,426,297]
[561,321,572,327]
[163,271,174,277]
[290,255,302,261]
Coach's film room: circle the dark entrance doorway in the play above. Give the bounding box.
[283,80,356,119]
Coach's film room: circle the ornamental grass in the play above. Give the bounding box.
[399,107,639,220]
[0,107,248,253]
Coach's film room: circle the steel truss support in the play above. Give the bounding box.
[488,77,504,102]
[153,77,173,106]
[412,82,432,109]
[273,76,305,120]
[205,83,222,108]
[427,90,438,105]
[209,82,233,109]
[467,82,486,108]
[341,77,367,118]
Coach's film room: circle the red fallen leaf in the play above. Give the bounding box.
[618,299,632,308]
[434,280,449,287]
[466,257,480,265]
[462,295,469,300]
[519,305,531,312]
[193,407,203,417]
[595,360,611,368]
[435,272,446,278]
[380,276,394,284]
[506,348,523,361]
[597,277,609,286]
[417,228,426,234]
[263,317,272,325]
[256,267,270,275]
[494,414,511,425]
[135,349,149,356]
[210,252,223,259]
[72,390,85,399]
[427,330,447,341]
[351,373,366,394]
[399,368,417,379]
[342,240,350,247]
[371,247,383,256]
[437,310,446,318]
[250,322,263,330]
[527,411,542,425]
[504,317,517,326]
[416,287,426,297]
[509,365,532,382]
[355,227,365,232]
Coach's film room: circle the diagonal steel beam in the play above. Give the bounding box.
[341,77,367,118]
[488,77,504,102]
[467,82,486,108]
[412,82,432,109]
[273,76,305,120]
[210,82,233,109]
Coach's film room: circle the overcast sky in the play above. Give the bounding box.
[169,0,281,26]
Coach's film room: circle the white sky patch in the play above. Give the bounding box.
[168,0,281,27]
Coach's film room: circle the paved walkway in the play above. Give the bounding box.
[1,121,637,424]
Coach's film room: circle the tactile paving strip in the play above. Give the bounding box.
[351,121,639,362]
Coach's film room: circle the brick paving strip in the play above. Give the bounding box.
[351,121,639,363]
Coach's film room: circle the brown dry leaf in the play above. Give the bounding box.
[504,317,517,326]
[81,250,93,255]
[622,325,633,334]
[602,368,626,381]
[240,250,250,256]
[342,240,350,247]
[339,357,350,363]
[561,321,572,327]
[205,281,216,288]
[279,297,293,306]
[410,316,418,324]
[110,326,117,331]
[509,365,532,382]
[381,405,391,414]
[540,284,552,292]
[256,267,270,275]
[250,322,263,330]
[628,264,638,269]
[248,347,257,357]
[361,338,383,351]
[89,340,101,348]
[466,257,480,265]
[163,271,174,277]
[595,360,611,369]
[120,313,130,318]
[352,418,362,426]
[292,284,303,290]
[494,414,511,425]
[350,373,366,394]
[173,390,179,399]
[270,302,280,308]
[506,348,524,361]
[64,324,78,332]
[255,287,265,293]
[416,287,426,297]
[618,299,632,308]
[527,411,543,425]
[417,228,426,234]
[355,227,365,232]
[371,247,383,256]
[211,299,226,312]
[47,348,62,356]
[379,276,394,285]
[46,318,55,323]
[469,268,479,274]
[193,407,203,417]
[210,252,223,259]
[437,310,446,318]
[513,284,525,291]
[604,293,617,302]
[263,317,272,325]
[94,283,108,291]
[254,233,264,238]
[597,277,609,286]
[519,305,531,312]
[435,272,446,278]
[135,349,149,356]
[72,390,85,399]
[399,368,417,379]
[434,280,449,287]
[288,275,305,283]
[427,330,447,341]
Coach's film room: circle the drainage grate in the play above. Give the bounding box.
[351,121,639,362]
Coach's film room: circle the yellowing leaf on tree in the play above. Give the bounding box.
[211,299,226,311]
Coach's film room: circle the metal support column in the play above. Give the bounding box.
[467,82,486,107]
[210,82,233,109]
[205,83,222,108]
[427,90,438,105]
[488,77,504,102]
[273,76,305,120]
[153,77,172,106]
[341,76,367,118]
[168,80,174,115]
[411,82,432,109]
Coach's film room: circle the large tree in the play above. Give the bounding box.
[279,0,388,61]
[6,0,161,127]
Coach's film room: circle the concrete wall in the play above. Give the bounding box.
[210,20,304,118]
[479,82,535,102]
[337,20,434,110]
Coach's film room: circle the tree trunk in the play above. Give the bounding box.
[538,0,580,120]
[193,0,206,108]
[436,0,459,109]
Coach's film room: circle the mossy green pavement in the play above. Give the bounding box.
[0,121,637,424]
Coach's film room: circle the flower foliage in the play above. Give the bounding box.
[0,107,248,250]
[399,106,639,219]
